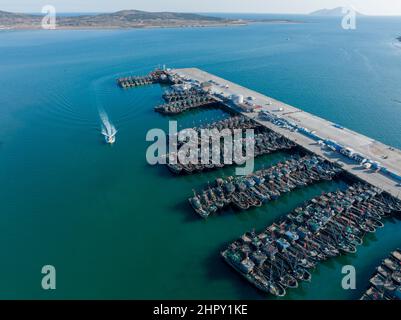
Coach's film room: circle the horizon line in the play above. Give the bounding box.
[3,9,401,17]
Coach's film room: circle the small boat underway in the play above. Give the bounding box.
[99,108,117,144]
[105,133,116,144]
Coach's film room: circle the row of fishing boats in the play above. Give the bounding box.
[117,70,169,88]
[162,88,204,103]
[124,69,401,300]
[155,95,217,115]
[128,70,401,300]
[188,155,342,218]
[361,249,401,300]
[222,183,401,297]
[183,115,260,133]
[166,129,296,175]
[167,115,261,148]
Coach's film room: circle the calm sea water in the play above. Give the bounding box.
[0,16,400,299]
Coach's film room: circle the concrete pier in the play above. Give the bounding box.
[171,68,401,200]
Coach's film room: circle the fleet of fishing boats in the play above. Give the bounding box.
[191,115,258,131]
[165,116,296,174]
[361,249,401,300]
[155,94,217,115]
[222,184,401,297]
[189,155,341,218]
[117,70,169,88]
[116,69,401,300]
[162,87,205,102]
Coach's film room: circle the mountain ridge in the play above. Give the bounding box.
[310,7,364,17]
[0,9,241,29]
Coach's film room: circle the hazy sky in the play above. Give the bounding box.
[1,0,400,16]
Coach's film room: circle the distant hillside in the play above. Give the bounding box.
[0,10,38,23]
[0,9,243,29]
[98,10,224,21]
[310,7,364,17]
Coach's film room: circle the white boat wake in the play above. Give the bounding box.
[99,108,117,144]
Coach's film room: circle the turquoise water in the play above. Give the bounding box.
[0,16,400,299]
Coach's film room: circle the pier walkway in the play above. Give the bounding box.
[171,68,401,200]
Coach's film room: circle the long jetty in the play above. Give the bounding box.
[169,68,401,201]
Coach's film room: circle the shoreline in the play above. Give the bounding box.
[0,19,304,31]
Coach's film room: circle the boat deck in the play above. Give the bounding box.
[171,68,401,200]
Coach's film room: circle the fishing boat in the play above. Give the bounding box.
[188,194,209,218]
[167,163,183,174]
[370,273,397,292]
[392,271,401,284]
[221,250,285,297]
[361,286,387,300]
[231,193,250,210]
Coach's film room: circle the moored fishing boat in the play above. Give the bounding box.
[188,194,209,218]
[167,163,183,174]
[221,249,286,297]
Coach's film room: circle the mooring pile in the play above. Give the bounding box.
[361,249,401,300]
[188,155,341,218]
[117,69,170,88]
[221,183,401,297]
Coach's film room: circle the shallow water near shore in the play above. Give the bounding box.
[0,15,401,299]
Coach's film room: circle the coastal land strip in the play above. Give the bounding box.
[0,10,303,30]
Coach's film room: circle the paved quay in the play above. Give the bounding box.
[172,68,401,200]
